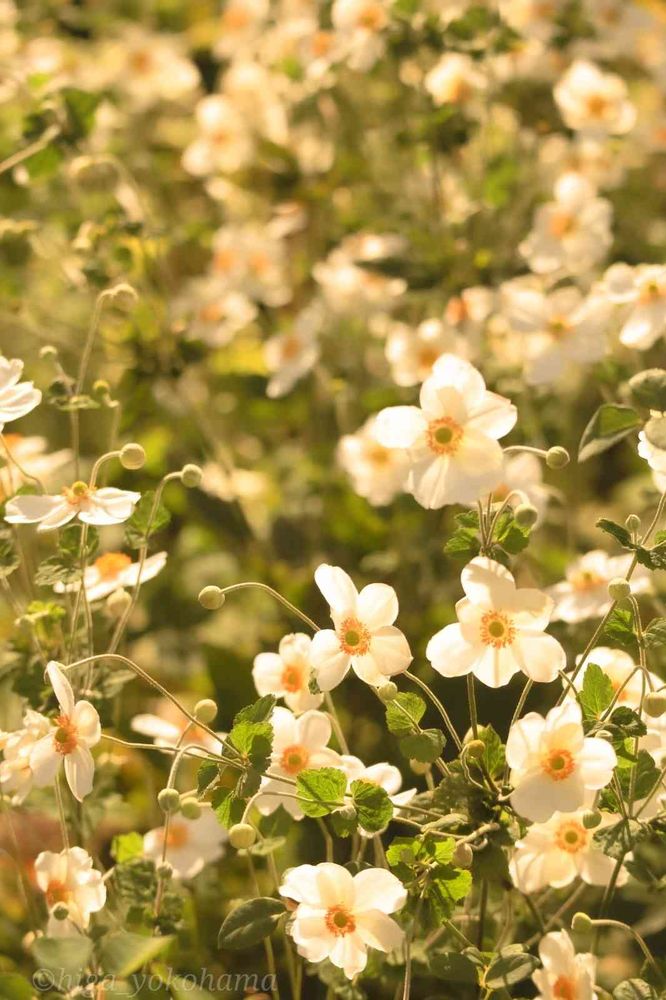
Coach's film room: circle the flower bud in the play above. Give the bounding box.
[180,797,202,820]
[181,463,203,488]
[229,823,257,849]
[119,443,146,470]
[377,681,399,703]
[513,503,538,528]
[582,809,602,829]
[464,739,486,760]
[571,911,593,935]
[409,760,430,775]
[52,903,69,921]
[546,446,570,469]
[608,577,630,601]
[92,379,111,399]
[107,282,138,309]
[106,587,132,619]
[194,698,218,724]
[644,691,666,718]
[199,586,225,610]
[39,345,59,361]
[452,842,474,868]
[156,861,173,880]
[625,514,641,534]
[158,788,181,814]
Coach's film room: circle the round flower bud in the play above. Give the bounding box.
[464,739,486,760]
[52,903,69,921]
[582,809,602,830]
[106,588,132,619]
[157,788,181,814]
[377,681,399,703]
[546,446,570,469]
[198,586,225,610]
[608,577,631,601]
[571,911,593,935]
[156,861,173,880]
[92,379,111,399]
[194,698,218,724]
[409,760,430,775]
[119,443,146,470]
[228,823,257,850]
[644,691,666,718]
[181,463,203,488]
[39,344,59,361]
[625,514,641,534]
[180,797,202,820]
[513,503,539,528]
[107,282,138,310]
[452,842,474,868]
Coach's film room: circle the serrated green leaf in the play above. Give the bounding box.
[579,662,614,719]
[399,728,445,763]
[111,831,144,863]
[124,491,170,549]
[351,779,393,832]
[296,767,347,817]
[385,692,426,738]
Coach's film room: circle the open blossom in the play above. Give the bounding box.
[507,702,616,822]
[0,434,71,491]
[532,931,597,1000]
[143,805,227,878]
[213,0,269,60]
[131,699,222,754]
[603,262,666,350]
[0,357,41,424]
[519,173,612,275]
[35,847,106,937]
[510,808,627,893]
[54,551,167,602]
[264,302,322,399]
[313,236,406,316]
[99,27,199,109]
[253,632,323,714]
[0,709,51,803]
[257,707,342,818]
[384,318,459,387]
[5,482,141,532]
[337,416,410,507]
[554,60,636,136]
[498,0,565,41]
[424,52,486,107]
[280,862,406,980]
[488,452,550,524]
[375,355,517,509]
[182,95,254,177]
[30,662,101,802]
[546,550,652,624]
[210,223,291,307]
[331,0,390,72]
[310,564,412,691]
[427,557,565,688]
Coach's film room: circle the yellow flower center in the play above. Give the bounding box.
[426,417,464,456]
[585,93,609,119]
[446,296,468,326]
[548,315,572,339]
[553,975,577,1000]
[312,31,334,57]
[53,715,78,756]
[549,211,575,239]
[165,822,189,848]
[337,617,371,656]
[325,905,356,936]
[357,3,386,30]
[94,552,132,581]
[479,611,515,648]
[281,662,305,693]
[368,444,392,467]
[555,820,588,854]
[639,278,666,303]
[280,744,310,775]
[541,748,575,781]
[46,880,71,908]
[570,569,603,592]
[62,481,93,507]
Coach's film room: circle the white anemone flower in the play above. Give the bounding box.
[54,550,167,602]
[507,701,616,822]
[424,52,486,107]
[375,355,517,509]
[30,661,101,802]
[384,318,459,387]
[532,931,597,1000]
[603,262,666,350]
[0,709,52,803]
[554,60,636,137]
[487,452,550,525]
[331,0,391,72]
[427,557,565,688]
[341,755,416,822]
[0,357,41,423]
[337,416,410,508]
[510,809,627,893]
[182,95,254,177]
[5,481,141,532]
[257,707,343,818]
[280,862,406,979]
[310,564,412,691]
[0,434,71,490]
[253,633,323,714]
[546,550,652,624]
[131,698,222,754]
[35,847,106,937]
[143,805,227,879]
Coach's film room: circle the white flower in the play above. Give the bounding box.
[488,452,550,524]
[0,709,51,803]
[264,303,322,398]
[0,434,71,489]
[182,95,254,177]
[5,482,141,532]
[570,647,655,711]
[427,557,565,688]
[519,173,612,276]
[501,282,609,386]
[310,564,412,691]
[213,0,269,60]
[498,0,565,41]
[257,707,342,818]
[313,238,406,316]
[603,263,666,350]
[341,755,416,828]
[280,862,406,979]
[638,431,666,477]
[443,286,494,356]
[30,661,101,802]
[507,702,616,822]
[0,357,41,424]
[337,416,409,508]
[384,318,460,387]
[143,805,227,879]
[546,550,652,624]
[331,0,390,72]
[99,28,199,109]
[175,282,257,347]
[35,847,106,936]
[424,53,486,107]
[532,931,597,1000]
[510,809,627,893]
[375,355,517,509]
[54,551,166,602]
[131,698,222,754]
[210,223,291,307]
[253,633,324,714]
[554,60,635,136]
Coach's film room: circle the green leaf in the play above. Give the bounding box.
[227,720,273,769]
[445,510,481,560]
[579,662,614,720]
[596,518,634,549]
[197,761,220,793]
[644,618,666,648]
[485,947,539,989]
[399,728,445,763]
[493,512,531,555]
[578,404,641,462]
[124,491,171,549]
[428,866,472,922]
[0,527,19,578]
[218,898,286,950]
[97,931,173,976]
[296,767,347,817]
[233,695,277,725]
[602,609,638,653]
[628,369,666,411]
[351,779,393,832]
[385,692,426,738]
[32,936,93,982]
[62,87,100,141]
[211,786,246,829]
[430,951,479,984]
[472,724,505,776]
[170,976,216,1000]
[0,974,40,999]
[613,981,659,1000]
[617,750,661,801]
[111,831,144,863]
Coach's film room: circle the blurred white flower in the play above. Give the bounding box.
[0,357,41,424]
[100,27,199,109]
[499,0,565,41]
[131,698,222,754]
[554,60,636,136]
[603,262,666,350]
[313,236,406,316]
[425,52,486,107]
[214,0,270,60]
[35,847,106,936]
[0,434,70,490]
[444,286,494,356]
[488,451,550,524]
[5,482,140,532]
[569,646,656,711]
[280,862,406,979]
[332,0,391,72]
[546,550,652,624]
[337,415,409,507]
[310,564,412,690]
[532,931,596,1000]
[144,805,227,878]
[264,302,322,398]
[182,95,255,177]
[54,551,166,602]
[253,632,324,714]
[176,282,257,347]
[211,223,292,307]
[0,709,51,803]
[384,318,459,387]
